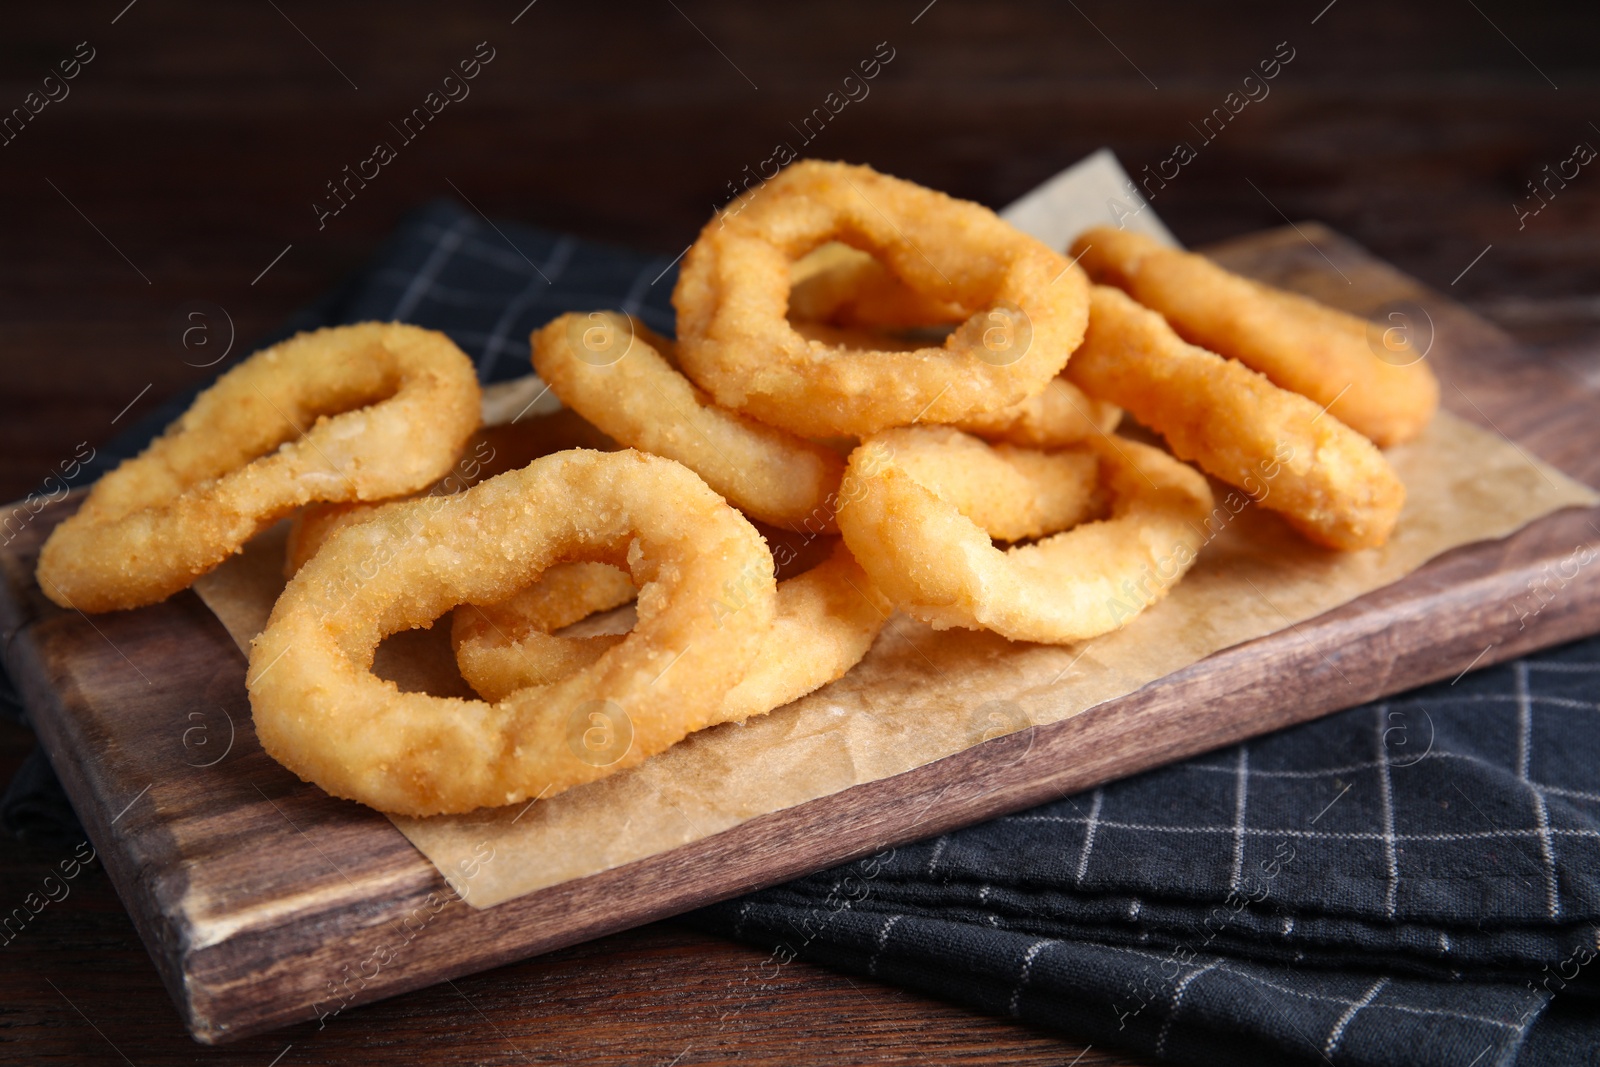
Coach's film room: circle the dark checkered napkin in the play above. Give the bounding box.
[342,204,679,381]
[688,640,1600,1067]
[11,199,1599,1066]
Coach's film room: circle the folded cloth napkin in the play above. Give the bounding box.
[684,639,1600,1067]
[6,201,1598,1066]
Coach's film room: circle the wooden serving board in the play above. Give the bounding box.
[5,225,1600,1045]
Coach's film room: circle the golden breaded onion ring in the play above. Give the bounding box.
[532,311,846,531]
[674,160,1092,437]
[37,323,481,613]
[1069,286,1406,551]
[248,449,775,816]
[715,542,891,721]
[452,562,638,695]
[838,429,1213,644]
[1072,227,1439,447]
[885,426,1105,543]
[454,541,893,722]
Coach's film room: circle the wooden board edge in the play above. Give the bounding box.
[3,615,204,1035]
[170,504,1600,1042]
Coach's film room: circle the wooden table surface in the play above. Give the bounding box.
[3,2,1599,1063]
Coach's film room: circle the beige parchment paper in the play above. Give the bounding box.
[189,154,1598,909]
[195,407,1596,908]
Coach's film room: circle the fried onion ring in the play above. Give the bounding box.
[1069,286,1406,550]
[884,426,1105,543]
[532,311,846,530]
[783,256,1119,449]
[1072,227,1439,447]
[720,541,891,720]
[454,541,892,718]
[38,323,480,613]
[451,562,638,698]
[248,449,775,816]
[838,430,1213,643]
[674,160,1091,436]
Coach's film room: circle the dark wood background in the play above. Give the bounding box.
[3,1,1598,1063]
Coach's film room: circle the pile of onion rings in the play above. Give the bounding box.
[40,158,1432,815]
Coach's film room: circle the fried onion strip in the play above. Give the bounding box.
[1068,286,1406,550]
[453,541,889,719]
[1073,226,1438,447]
[532,311,846,530]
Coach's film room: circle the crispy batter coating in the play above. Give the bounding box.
[674,160,1091,437]
[953,375,1122,448]
[284,501,380,578]
[1069,286,1406,550]
[283,406,623,577]
[454,541,892,720]
[248,449,775,816]
[533,312,845,530]
[37,323,480,613]
[839,431,1213,644]
[1073,227,1438,447]
[451,562,637,698]
[878,426,1105,543]
[720,541,891,720]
